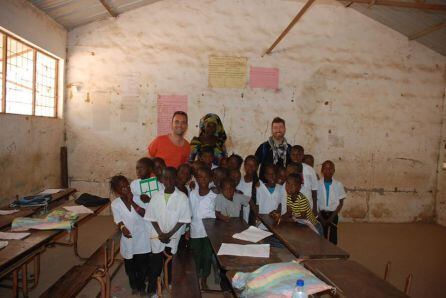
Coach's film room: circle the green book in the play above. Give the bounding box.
[139,177,159,196]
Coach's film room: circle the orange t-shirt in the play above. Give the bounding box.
[148,135,191,168]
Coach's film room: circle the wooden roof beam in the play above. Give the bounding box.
[99,0,118,18]
[341,0,446,12]
[409,22,446,40]
[262,0,316,56]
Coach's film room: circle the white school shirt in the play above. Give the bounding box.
[176,186,190,236]
[256,182,287,215]
[189,189,217,238]
[144,188,191,254]
[237,178,253,223]
[111,196,151,259]
[317,178,346,212]
[301,163,318,209]
[256,182,286,230]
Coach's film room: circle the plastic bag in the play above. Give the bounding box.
[232,261,333,298]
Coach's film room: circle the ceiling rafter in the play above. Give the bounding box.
[340,0,446,12]
[99,0,118,18]
[263,0,316,56]
[409,22,446,40]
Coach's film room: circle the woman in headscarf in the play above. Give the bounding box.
[189,113,227,164]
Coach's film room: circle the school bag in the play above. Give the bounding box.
[10,194,52,208]
[75,193,110,207]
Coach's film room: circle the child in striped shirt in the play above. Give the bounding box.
[283,173,324,235]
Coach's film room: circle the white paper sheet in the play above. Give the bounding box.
[295,218,319,234]
[38,189,64,195]
[63,205,94,214]
[217,243,270,258]
[0,231,30,240]
[232,226,273,243]
[0,241,8,250]
[0,209,19,215]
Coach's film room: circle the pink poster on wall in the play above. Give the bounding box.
[157,95,188,136]
[249,67,279,89]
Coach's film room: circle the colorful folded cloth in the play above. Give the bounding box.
[11,209,78,232]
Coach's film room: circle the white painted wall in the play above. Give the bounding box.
[0,0,67,201]
[65,0,446,223]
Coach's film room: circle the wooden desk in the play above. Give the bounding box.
[258,214,349,259]
[0,200,108,297]
[302,259,409,298]
[203,218,295,272]
[0,188,77,230]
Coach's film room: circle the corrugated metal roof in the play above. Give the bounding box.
[30,0,160,29]
[29,0,446,56]
[339,1,446,56]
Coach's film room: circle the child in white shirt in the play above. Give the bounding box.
[110,175,150,295]
[144,167,191,294]
[290,145,318,213]
[255,164,286,230]
[188,166,216,290]
[131,157,165,198]
[317,160,346,245]
[237,155,258,223]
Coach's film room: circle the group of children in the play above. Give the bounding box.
[110,145,346,297]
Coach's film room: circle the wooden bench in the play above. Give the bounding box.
[40,230,121,298]
[171,246,201,298]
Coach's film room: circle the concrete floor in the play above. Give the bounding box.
[1,217,445,297]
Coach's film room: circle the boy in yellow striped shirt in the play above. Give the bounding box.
[282,173,324,235]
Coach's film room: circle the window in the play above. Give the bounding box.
[0,31,58,117]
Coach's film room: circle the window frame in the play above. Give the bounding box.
[0,29,59,118]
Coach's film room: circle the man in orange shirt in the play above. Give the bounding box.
[148,111,191,168]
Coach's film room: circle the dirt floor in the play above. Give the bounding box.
[1,216,445,297]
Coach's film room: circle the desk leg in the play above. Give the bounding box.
[105,271,111,298]
[12,270,18,298]
[73,226,79,258]
[30,254,41,289]
[92,269,108,298]
[21,264,28,298]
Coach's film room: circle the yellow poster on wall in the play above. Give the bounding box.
[208,56,247,88]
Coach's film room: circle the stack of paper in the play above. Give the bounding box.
[38,189,64,195]
[217,243,270,258]
[0,231,30,240]
[0,241,8,250]
[232,226,273,243]
[0,209,19,215]
[63,205,94,214]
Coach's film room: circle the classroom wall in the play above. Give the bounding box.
[0,0,67,202]
[65,0,446,223]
